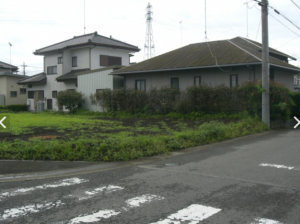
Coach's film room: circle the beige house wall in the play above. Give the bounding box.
[5,76,27,105]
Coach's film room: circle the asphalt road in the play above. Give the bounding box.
[0,128,299,224]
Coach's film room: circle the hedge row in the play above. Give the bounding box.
[90,81,300,121]
[0,104,28,111]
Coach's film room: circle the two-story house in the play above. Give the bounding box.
[18,32,140,111]
[0,62,28,106]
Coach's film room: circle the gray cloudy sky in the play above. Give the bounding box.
[1,0,299,76]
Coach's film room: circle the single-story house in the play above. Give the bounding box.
[17,31,139,111]
[112,37,300,91]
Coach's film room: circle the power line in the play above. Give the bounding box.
[291,0,300,10]
[277,36,299,49]
[268,5,300,32]
[269,13,300,38]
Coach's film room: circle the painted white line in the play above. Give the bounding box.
[67,194,164,223]
[68,210,120,224]
[150,204,221,224]
[126,194,165,207]
[259,163,296,170]
[251,217,283,224]
[0,200,64,221]
[0,178,88,201]
[79,185,124,200]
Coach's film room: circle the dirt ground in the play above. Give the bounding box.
[0,117,236,142]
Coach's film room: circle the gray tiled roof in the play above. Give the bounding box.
[17,72,46,85]
[56,69,90,82]
[112,37,300,75]
[0,61,18,71]
[34,32,140,55]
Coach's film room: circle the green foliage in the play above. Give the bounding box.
[0,113,268,161]
[290,91,300,117]
[89,82,293,121]
[56,90,84,113]
[4,104,28,112]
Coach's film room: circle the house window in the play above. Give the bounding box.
[294,77,297,84]
[52,91,57,98]
[171,78,179,89]
[100,55,122,66]
[47,66,57,74]
[58,57,63,64]
[20,88,26,94]
[230,75,238,87]
[135,80,146,91]
[28,91,34,99]
[72,57,77,67]
[10,91,17,97]
[194,76,201,86]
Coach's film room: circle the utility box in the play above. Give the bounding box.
[0,95,5,106]
[36,101,44,112]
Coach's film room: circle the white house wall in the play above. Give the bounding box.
[71,48,90,70]
[78,68,115,112]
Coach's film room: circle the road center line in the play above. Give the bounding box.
[259,163,298,170]
[149,204,221,224]
[0,177,88,201]
[251,217,283,224]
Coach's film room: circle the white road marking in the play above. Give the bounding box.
[64,185,124,201]
[259,163,297,170]
[68,210,120,224]
[0,178,88,201]
[150,204,221,224]
[0,200,64,221]
[126,194,165,207]
[67,194,164,223]
[251,218,283,224]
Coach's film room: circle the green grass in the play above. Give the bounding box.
[0,111,269,161]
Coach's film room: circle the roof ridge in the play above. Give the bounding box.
[36,32,95,52]
[226,39,262,61]
[94,33,139,48]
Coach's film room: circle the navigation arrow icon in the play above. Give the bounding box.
[294,116,300,129]
[0,116,6,129]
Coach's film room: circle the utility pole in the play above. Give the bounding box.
[144,2,155,60]
[261,0,270,127]
[20,62,28,76]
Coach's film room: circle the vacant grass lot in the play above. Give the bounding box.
[0,112,268,161]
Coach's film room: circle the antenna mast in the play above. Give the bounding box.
[204,0,208,41]
[144,2,155,60]
[84,0,86,34]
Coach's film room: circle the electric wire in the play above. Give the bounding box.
[269,13,300,38]
[268,5,300,32]
[291,0,300,10]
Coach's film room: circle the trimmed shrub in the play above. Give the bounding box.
[56,90,84,113]
[90,81,294,121]
[290,92,300,118]
[6,104,28,111]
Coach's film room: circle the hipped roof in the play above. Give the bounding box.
[112,37,300,75]
[34,32,140,55]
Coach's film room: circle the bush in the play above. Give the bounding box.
[90,81,294,121]
[290,92,300,118]
[56,90,84,113]
[5,104,28,111]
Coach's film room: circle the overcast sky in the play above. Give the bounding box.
[1,0,299,76]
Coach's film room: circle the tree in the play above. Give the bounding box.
[56,90,84,113]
